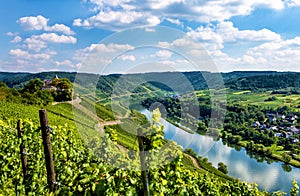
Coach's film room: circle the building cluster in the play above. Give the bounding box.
[41,75,69,92]
[252,113,299,143]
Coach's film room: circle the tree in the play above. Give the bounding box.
[282,152,292,163]
[218,162,228,174]
[290,180,299,196]
[57,78,72,90]
[36,90,54,105]
[21,79,44,93]
[185,148,197,158]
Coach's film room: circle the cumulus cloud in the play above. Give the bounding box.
[36,33,77,44]
[118,55,136,61]
[6,32,19,36]
[73,10,160,30]
[22,33,76,48]
[284,0,300,7]
[10,36,22,43]
[74,0,287,30]
[55,60,78,67]
[17,15,75,35]
[164,17,182,26]
[209,36,300,72]
[187,21,281,52]
[9,48,56,61]
[23,37,47,52]
[21,33,76,52]
[18,15,48,31]
[74,43,135,73]
[156,50,173,58]
[74,43,134,61]
[216,21,281,42]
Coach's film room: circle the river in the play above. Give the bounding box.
[140,109,300,194]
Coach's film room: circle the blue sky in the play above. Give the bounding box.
[1,0,300,73]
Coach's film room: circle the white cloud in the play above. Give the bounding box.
[75,0,287,31]
[18,15,48,31]
[118,55,136,61]
[216,21,281,42]
[164,17,182,26]
[74,43,134,61]
[188,22,280,47]
[9,48,56,61]
[17,15,75,35]
[148,0,184,9]
[187,26,224,51]
[284,0,300,7]
[6,48,60,72]
[6,32,19,36]
[156,50,173,58]
[85,0,132,9]
[10,36,22,43]
[145,27,156,32]
[25,33,77,45]
[74,43,135,73]
[186,21,281,57]
[44,24,75,35]
[37,33,77,44]
[55,60,77,67]
[73,10,161,30]
[23,37,47,52]
[209,36,300,72]
[21,33,76,52]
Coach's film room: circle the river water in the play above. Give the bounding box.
[140,109,300,194]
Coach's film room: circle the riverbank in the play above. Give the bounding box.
[165,118,195,134]
[237,140,300,168]
[165,115,300,169]
[139,108,300,193]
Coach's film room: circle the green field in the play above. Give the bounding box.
[226,90,300,110]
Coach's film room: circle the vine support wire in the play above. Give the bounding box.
[39,109,56,193]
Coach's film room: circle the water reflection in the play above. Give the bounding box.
[141,109,300,194]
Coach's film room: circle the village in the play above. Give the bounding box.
[252,112,300,144]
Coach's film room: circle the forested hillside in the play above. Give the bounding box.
[1,71,297,93]
[226,73,300,90]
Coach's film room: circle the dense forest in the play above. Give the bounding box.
[1,71,299,93]
[0,77,72,105]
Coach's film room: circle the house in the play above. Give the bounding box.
[288,126,299,135]
[252,121,260,127]
[274,133,282,137]
[267,113,277,123]
[269,126,278,131]
[277,114,286,119]
[282,131,293,139]
[41,75,59,91]
[286,114,298,122]
[260,124,267,130]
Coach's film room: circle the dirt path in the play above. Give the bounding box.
[53,97,122,134]
[116,144,128,153]
[52,96,81,106]
[185,154,200,169]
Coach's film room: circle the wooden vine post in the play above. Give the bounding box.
[137,128,150,196]
[17,120,29,195]
[39,109,56,193]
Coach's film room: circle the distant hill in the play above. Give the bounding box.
[0,72,29,81]
[225,72,300,90]
[0,72,77,88]
[0,71,299,92]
